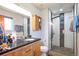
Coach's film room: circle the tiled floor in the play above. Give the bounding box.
[47,46,74,56]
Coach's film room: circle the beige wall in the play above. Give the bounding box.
[41,9,49,48]
[77,28,79,55]
[0,4,42,39]
[16,4,42,38]
[17,4,50,49]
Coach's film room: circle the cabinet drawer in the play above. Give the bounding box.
[16,44,33,56]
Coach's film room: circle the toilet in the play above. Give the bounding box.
[41,46,48,56]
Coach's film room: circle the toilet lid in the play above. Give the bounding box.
[41,46,48,51]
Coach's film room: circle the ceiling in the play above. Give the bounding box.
[31,3,74,9]
[16,3,74,15]
[0,3,74,17]
[31,3,74,14]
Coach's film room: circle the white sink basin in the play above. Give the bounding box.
[24,39,35,41]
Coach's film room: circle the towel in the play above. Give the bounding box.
[73,16,79,32]
[70,20,73,32]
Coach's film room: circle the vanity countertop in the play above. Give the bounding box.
[0,38,41,55]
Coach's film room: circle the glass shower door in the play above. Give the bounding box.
[52,17,60,48]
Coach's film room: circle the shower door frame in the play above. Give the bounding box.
[51,15,60,49]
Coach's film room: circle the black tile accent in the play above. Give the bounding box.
[59,13,64,47]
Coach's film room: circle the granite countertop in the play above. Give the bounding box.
[0,38,40,55]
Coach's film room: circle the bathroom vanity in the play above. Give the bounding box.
[0,38,41,56]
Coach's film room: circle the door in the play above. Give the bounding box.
[52,17,60,47]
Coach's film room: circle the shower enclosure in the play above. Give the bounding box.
[50,12,74,56]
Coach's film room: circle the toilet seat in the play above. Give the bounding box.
[41,46,48,52]
[41,46,48,56]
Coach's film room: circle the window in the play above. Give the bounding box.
[4,17,14,31]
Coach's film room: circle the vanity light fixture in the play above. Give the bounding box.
[0,3,31,16]
[59,8,63,11]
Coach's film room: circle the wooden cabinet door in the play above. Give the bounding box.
[32,15,36,31]
[33,41,41,56]
[22,44,33,56]
[36,16,40,30]
[32,15,40,31]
